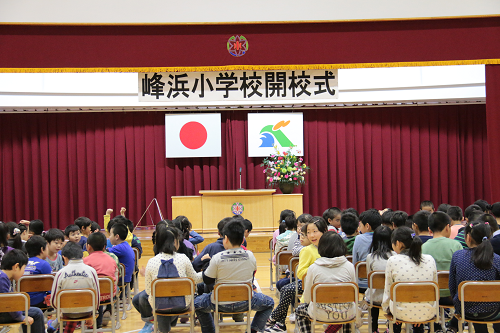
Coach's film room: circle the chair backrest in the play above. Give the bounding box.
[152,277,194,298]
[17,274,54,293]
[119,263,125,280]
[133,248,140,263]
[99,276,115,298]
[355,261,367,280]
[390,281,439,303]
[57,288,97,309]
[277,251,293,268]
[289,257,299,278]
[368,271,385,290]
[214,283,252,303]
[346,255,353,263]
[0,292,30,313]
[458,281,500,303]
[437,271,449,289]
[311,282,358,304]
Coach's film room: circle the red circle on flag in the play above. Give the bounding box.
[179,122,207,149]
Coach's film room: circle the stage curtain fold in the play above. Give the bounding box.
[0,105,491,229]
[486,65,500,202]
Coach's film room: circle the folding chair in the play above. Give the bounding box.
[295,265,305,312]
[269,238,275,291]
[132,248,140,296]
[456,281,500,333]
[0,292,31,333]
[82,276,120,333]
[214,283,252,333]
[289,257,299,311]
[310,282,359,333]
[367,271,386,333]
[151,277,195,333]
[56,289,98,333]
[17,274,54,311]
[118,263,129,320]
[275,250,293,292]
[346,255,353,263]
[385,281,440,333]
[437,271,454,329]
[355,261,367,290]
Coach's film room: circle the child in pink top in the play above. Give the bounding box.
[448,206,464,239]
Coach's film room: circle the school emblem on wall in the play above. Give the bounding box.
[231,202,244,215]
[227,35,248,57]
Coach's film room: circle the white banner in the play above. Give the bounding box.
[248,113,304,157]
[139,70,338,103]
[165,113,221,158]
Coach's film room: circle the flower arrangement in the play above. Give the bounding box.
[260,146,310,187]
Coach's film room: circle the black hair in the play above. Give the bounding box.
[437,203,451,213]
[5,222,23,250]
[323,207,341,222]
[279,209,296,224]
[111,223,128,241]
[464,204,482,219]
[154,224,179,255]
[491,202,500,218]
[173,216,191,240]
[222,220,245,246]
[232,215,245,223]
[242,219,253,232]
[405,215,414,228]
[318,231,346,258]
[125,219,134,233]
[152,220,170,246]
[44,228,65,243]
[1,249,28,270]
[391,211,408,228]
[297,214,313,224]
[340,213,359,236]
[381,209,394,226]
[29,220,44,236]
[279,221,286,234]
[428,211,451,233]
[465,221,494,270]
[109,215,132,233]
[25,235,47,258]
[420,201,434,210]
[61,241,83,260]
[87,232,107,252]
[391,226,423,265]
[370,225,393,260]
[447,206,463,221]
[217,217,233,235]
[478,213,499,233]
[413,210,431,232]
[74,217,92,231]
[474,199,490,213]
[17,223,27,236]
[468,210,484,223]
[90,222,101,233]
[308,216,329,234]
[284,216,297,231]
[106,219,116,233]
[360,209,382,231]
[0,224,9,248]
[64,224,80,237]
[342,208,359,218]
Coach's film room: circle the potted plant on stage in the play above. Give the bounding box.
[260,146,310,194]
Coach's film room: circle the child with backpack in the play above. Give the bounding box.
[133,224,202,333]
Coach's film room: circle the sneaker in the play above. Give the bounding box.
[139,322,154,333]
[233,313,245,322]
[102,311,111,327]
[265,319,276,328]
[289,313,296,323]
[265,323,287,333]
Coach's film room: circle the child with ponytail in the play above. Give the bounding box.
[382,227,437,333]
[448,221,500,333]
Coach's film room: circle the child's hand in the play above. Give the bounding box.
[85,319,93,326]
[120,207,126,216]
[19,220,30,225]
[139,266,146,277]
[26,316,34,325]
[105,208,113,215]
[201,254,211,261]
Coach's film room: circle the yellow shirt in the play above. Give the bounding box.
[104,214,133,246]
[297,244,320,280]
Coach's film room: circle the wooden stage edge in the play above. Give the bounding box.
[134,227,273,256]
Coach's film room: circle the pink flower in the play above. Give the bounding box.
[293,177,297,180]
[285,175,289,179]
[277,172,280,176]
[263,170,266,173]
[294,162,298,166]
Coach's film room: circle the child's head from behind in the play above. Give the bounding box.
[44,228,65,254]
[217,217,233,237]
[412,210,431,234]
[490,202,500,218]
[340,213,359,236]
[279,209,296,225]
[447,206,463,222]
[370,225,393,259]
[359,209,382,233]
[154,224,179,255]
[222,220,245,248]
[391,211,408,229]
[420,201,434,213]
[428,211,451,236]
[465,221,494,270]
[437,203,451,213]
[474,199,490,213]
[87,232,107,253]
[1,249,28,280]
[477,213,499,234]
[381,209,394,228]
[284,216,297,231]
[109,223,128,245]
[61,241,83,263]
[318,231,346,258]
[5,222,23,250]
[306,216,328,246]
[90,222,101,233]
[323,207,341,229]
[242,219,253,238]
[74,217,92,236]
[391,226,422,265]
[0,223,9,248]
[25,235,48,259]
[64,225,81,244]
[29,219,44,237]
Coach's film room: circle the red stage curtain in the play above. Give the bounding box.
[486,65,500,202]
[0,105,490,229]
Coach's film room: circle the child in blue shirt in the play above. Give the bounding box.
[108,223,135,285]
[0,249,45,333]
[24,236,52,308]
[74,217,92,251]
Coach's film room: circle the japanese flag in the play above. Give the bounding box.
[165,114,222,158]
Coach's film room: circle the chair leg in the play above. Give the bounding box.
[368,307,373,333]
[458,319,463,333]
[389,321,394,333]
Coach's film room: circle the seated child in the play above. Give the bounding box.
[0,224,15,265]
[6,222,26,252]
[50,242,99,333]
[195,220,274,333]
[134,224,202,332]
[64,225,81,247]
[0,250,45,333]
[323,207,343,235]
[420,200,435,213]
[84,232,117,328]
[44,229,65,272]
[272,210,296,252]
[340,212,359,255]
[192,217,231,273]
[108,223,135,288]
[275,216,297,255]
[454,208,483,248]
[24,236,52,308]
[28,220,44,238]
[295,231,356,333]
[412,210,432,244]
[74,217,92,250]
[381,209,394,229]
[447,206,464,239]
[90,222,101,234]
[391,211,408,229]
